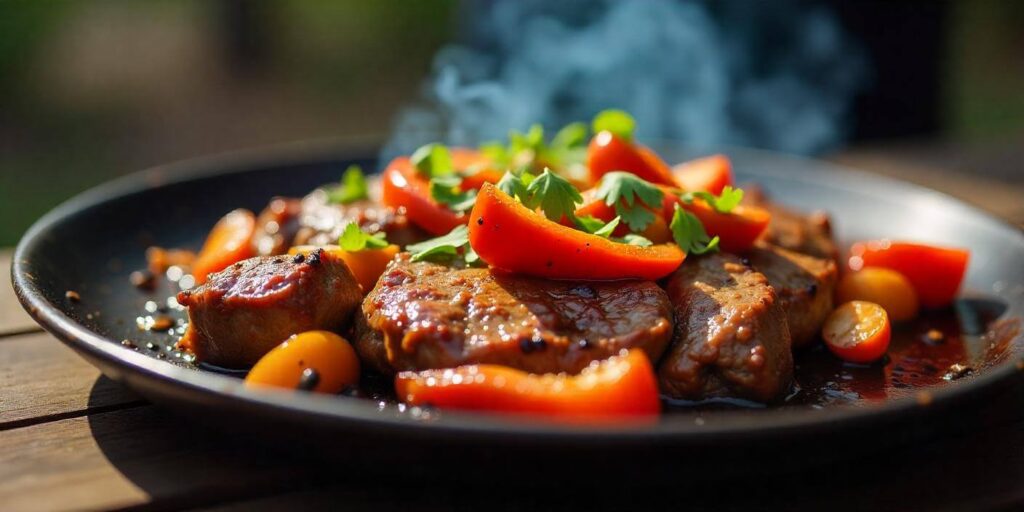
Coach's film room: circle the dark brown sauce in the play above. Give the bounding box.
[784,297,1016,409]
[153,290,1017,412]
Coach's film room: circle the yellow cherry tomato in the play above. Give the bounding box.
[245,330,360,393]
[823,301,892,364]
[836,267,919,322]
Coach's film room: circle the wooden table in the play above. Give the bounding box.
[2,161,1023,511]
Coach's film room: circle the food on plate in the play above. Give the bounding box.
[354,253,673,375]
[836,267,919,322]
[191,208,257,284]
[657,252,793,403]
[141,109,976,420]
[822,301,892,364]
[672,154,734,195]
[848,240,968,308]
[177,251,361,367]
[396,348,660,421]
[747,242,838,347]
[245,330,360,393]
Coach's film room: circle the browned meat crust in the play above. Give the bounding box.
[354,254,674,375]
[658,252,793,403]
[743,185,838,261]
[747,243,837,347]
[177,252,361,368]
[252,198,303,256]
[293,187,429,248]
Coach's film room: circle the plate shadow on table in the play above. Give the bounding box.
[85,375,1024,512]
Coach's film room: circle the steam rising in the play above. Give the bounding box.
[384,0,867,158]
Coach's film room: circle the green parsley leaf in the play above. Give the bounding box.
[592,109,636,141]
[523,168,584,222]
[411,143,454,178]
[594,171,665,232]
[407,225,471,263]
[550,122,588,150]
[496,170,529,200]
[429,175,477,212]
[685,186,744,214]
[620,233,653,247]
[670,204,720,255]
[573,214,607,234]
[338,223,389,252]
[592,216,620,238]
[327,165,369,205]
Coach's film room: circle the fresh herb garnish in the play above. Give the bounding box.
[410,143,454,178]
[327,165,369,204]
[592,216,620,238]
[429,175,477,212]
[592,109,636,141]
[670,203,719,255]
[407,225,474,263]
[523,168,584,222]
[683,186,744,214]
[573,214,607,234]
[594,171,665,232]
[550,122,588,150]
[496,169,534,200]
[338,223,389,252]
[480,122,589,172]
[620,233,653,247]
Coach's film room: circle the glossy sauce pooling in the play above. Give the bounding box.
[788,298,1018,408]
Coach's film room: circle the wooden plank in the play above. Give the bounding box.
[0,406,315,512]
[1,249,42,336]
[0,332,143,429]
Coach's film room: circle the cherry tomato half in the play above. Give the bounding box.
[822,301,892,364]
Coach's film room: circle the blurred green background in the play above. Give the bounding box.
[1,1,1022,246]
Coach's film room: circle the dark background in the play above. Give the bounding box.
[1,0,1022,246]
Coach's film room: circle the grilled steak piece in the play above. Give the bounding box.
[747,242,837,347]
[252,198,303,256]
[743,186,838,261]
[293,186,429,248]
[354,254,674,375]
[658,252,793,403]
[177,251,361,367]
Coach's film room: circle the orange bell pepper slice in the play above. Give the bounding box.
[848,241,969,308]
[672,154,734,194]
[191,209,256,284]
[587,131,676,187]
[677,199,771,254]
[289,244,400,293]
[468,183,685,280]
[380,150,500,236]
[395,348,661,423]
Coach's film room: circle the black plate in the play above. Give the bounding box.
[12,140,1024,476]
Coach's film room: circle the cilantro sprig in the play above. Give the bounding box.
[327,165,369,204]
[592,109,636,141]
[594,172,665,232]
[682,186,744,214]
[480,122,589,173]
[670,204,720,255]
[406,225,479,265]
[338,223,389,252]
[523,168,584,222]
[429,174,477,212]
[411,143,454,178]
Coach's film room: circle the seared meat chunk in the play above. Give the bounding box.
[294,186,429,248]
[658,252,793,403]
[747,242,837,347]
[354,254,674,375]
[252,198,302,256]
[177,252,361,367]
[743,186,838,261]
